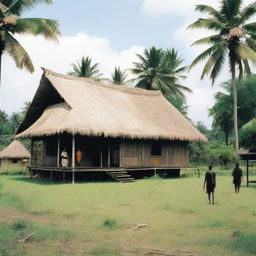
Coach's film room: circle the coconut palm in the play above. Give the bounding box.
[188,0,256,157]
[131,47,191,97]
[0,0,60,83]
[111,66,128,85]
[68,56,103,80]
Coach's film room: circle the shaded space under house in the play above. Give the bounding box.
[16,68,207,182]
[239,148,256,187]
[0,140,31,173]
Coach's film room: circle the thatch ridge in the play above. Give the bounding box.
[43,68,161,97]
[16,69,207,142]
[0,140,30,159]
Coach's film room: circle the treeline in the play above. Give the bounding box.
[190,75,256,167]
[0,103,30,150]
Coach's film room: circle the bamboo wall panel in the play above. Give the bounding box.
[121,140,188,168]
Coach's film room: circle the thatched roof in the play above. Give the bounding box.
[16,68,207,142]
[0,140,30,159]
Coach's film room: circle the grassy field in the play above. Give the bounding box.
[0,174,255,256]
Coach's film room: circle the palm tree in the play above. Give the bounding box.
[68,56,103,80]
[209,91,233,146]
[131,47,191,97]
[111,66,128,85]
[0,0,60,83]
[188,0,256,158]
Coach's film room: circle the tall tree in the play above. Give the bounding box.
[188,0,256,158]
[68,56,102,80]
[0,0,60,83]
[209,92,233,145]
[110,66,128,85]
[8,112,21,134]
[131,47,192,97]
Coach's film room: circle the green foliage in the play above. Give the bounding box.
[131,47,191,98]
[0,1,60,75]
[110,66,128,85]
[240,119,256,151]
[103,218,117,229]
[189,122,235,166]
[68,56,103,80]
[11,219,26,230]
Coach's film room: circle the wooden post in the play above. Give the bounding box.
[246,158,249,187]
[31,138,34,166]
[72,135,75,184]
[57,135,60,168]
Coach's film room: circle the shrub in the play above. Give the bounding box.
[240,119,256,151]
[103,218,117,229]
[11,219,26,230]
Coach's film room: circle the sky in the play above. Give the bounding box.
[0,0,254,127]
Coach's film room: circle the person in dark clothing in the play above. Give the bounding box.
[203,165,216,205]
[232,163,243,193]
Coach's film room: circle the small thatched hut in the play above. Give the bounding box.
[0,140,30,172]
[16,68,207,182]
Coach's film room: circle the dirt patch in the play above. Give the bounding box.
[0,207,53,224]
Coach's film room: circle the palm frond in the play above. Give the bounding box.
[239,1,256,24]
[191,35,222,46]
[195,4,226,23]
[3,0,53,16]
[15,18,60,41]
[4,31,34,72]
[187,18,225,31]
[239,44,256,65]
[189,44,221,70]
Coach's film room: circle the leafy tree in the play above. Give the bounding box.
[110,66,128,85]
[0,109,9,135]
[188,0,256,158]
[8,112,21,134]
[209,91,233,145]
[209,75,256,145]
[165,94,188,116]
[68,56,102,80]
[0,0,60,82]
[240,119,256,151]
[131,47,192,98]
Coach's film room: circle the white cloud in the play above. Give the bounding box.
[0,33,144,115]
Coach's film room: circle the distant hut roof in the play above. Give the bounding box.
[16,68,207,142]
[0,140,30,159]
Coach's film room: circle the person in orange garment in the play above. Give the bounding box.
[76,148,83,167]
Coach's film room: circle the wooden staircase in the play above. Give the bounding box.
[106,169,135,183]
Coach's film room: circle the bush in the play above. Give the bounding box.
[11,219,26,230]
[240,119,256,151]
[103,218,117,229]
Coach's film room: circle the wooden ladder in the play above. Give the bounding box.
[106,169,135,183]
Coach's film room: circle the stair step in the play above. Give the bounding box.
[119,179,135,183]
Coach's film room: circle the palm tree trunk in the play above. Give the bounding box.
[231,69,239,160]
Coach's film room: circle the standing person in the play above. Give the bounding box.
[76,148,83,167]
[203,165,216,205]
[232,163,243,193]
[61,148,69,167]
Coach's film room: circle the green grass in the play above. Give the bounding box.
[0,174,255,256]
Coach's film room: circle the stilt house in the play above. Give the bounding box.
[0,140,30,173]
[16,68,207,182]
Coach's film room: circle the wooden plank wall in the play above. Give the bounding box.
[120,140,188,168]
